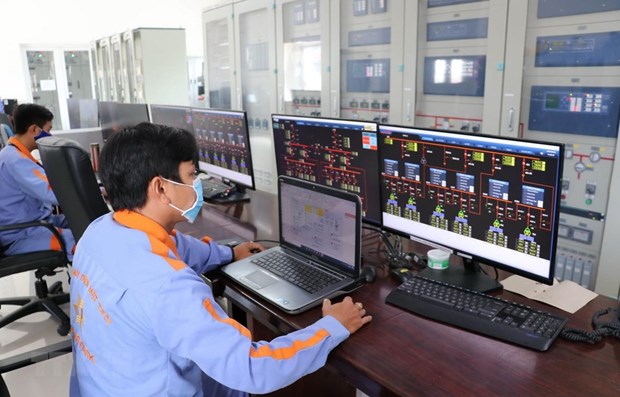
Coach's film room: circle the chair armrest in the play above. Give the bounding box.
[0,220,68,255]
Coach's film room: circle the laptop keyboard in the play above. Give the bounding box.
[252,251,341,294]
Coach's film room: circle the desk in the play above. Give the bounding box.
[179,190,620,397]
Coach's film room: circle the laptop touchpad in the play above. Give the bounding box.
[243,271,278,289]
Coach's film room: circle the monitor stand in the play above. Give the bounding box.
[208,184,251,204]
[418,257,502,293]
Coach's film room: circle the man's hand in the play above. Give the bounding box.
[232,241,264,261]
[322,296,372,334]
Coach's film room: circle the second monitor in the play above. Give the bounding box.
[272,114,381,224]
[191,108,255,199]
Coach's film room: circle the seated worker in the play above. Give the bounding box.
[2,101,17,136]
[0,104,75,258]
[69,122,372,396]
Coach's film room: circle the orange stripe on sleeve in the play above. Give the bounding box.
[202,298,330,360]
[249,329,330,359]
[33,169,52,189]
[50,228,63,251]
[203,298,251,339]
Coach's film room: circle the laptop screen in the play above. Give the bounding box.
[279,177,361,276]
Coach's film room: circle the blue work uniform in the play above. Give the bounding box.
[0,136,75,257]
[69,210,350,396]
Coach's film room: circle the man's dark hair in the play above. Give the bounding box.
[13,103,54,135]
[99,122,198,211]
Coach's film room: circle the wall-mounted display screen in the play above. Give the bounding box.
[529,86,620,138]
[346,59,390,93]
[423,55,486,97]
[538,0,620,18]
[535,31,620,67]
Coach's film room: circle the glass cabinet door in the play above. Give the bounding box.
[410,0,507,133]
[121,31,136,103]
[65,50,97,128]
[234,0,278,192]
[204,6,235,110]
[27,50,61,118]
[337,0,405,124]
[276,0,327,117]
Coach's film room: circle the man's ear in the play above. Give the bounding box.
[28,124,39,135]
[149,176,171,204]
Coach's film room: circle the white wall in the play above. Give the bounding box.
[0,0,210,103]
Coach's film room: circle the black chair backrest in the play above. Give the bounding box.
[37,136,109,242]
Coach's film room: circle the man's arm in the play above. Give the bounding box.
[10,156,58,205]
[151,270,352,394]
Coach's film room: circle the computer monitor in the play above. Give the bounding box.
[191,108,255,201]
[272,114,381,224]
[378,124,564,292]
[98,101,150,142]
[148,105,194,134]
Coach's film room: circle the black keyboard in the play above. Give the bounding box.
[252,251,340,294]
[386,275,568,351]
[201,179,234,199]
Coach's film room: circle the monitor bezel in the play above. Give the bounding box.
[378,123,565,285]
[99,101,150,142]
[271,113,382,226]
[191,107,255,191]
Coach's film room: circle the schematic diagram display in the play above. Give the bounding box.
[379,125,563,279]
[191,108,254,188]
[272,115,381,224]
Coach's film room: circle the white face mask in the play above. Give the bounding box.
[163,177,204,223]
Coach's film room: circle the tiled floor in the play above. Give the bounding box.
[0,272,72,396]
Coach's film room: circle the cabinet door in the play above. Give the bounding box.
[233,0,279,193]
[203,4,237,110]
[335,0,405,124]
[405,0,508,133]
[110,34,124,103]
[511,0,620,295]
[121,31,137,103]
[275,0,329,117]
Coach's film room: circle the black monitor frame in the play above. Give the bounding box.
[378,124,564,292]
[272,114,382,225]
[190,107,255,202]
[98,101,150,142]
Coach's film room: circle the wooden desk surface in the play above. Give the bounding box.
[179,190,620,397]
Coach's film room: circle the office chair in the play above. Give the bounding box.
[37,136,109,243]
[0,221,70,336]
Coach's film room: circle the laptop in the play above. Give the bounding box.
[221,176,362,314]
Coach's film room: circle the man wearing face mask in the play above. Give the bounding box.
[0,103,75,258]
[69,122,372,396]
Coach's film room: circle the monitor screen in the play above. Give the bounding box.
[149,105,194,134]
[272,114,381,224]
[378,125,564,288]
[423,55,486,97]
[98,101,150,142]
[190,108,255,189]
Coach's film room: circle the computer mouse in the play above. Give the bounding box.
[250,247,262,254]
[391,268,414,284]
